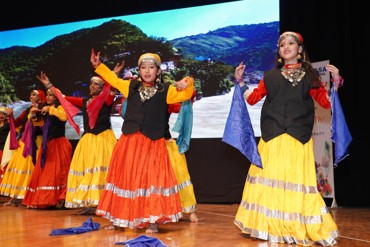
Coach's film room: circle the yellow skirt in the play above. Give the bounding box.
[166,139,197,213]
[234,134,339,246]
[0,136,42,199]
[65,130,117,208]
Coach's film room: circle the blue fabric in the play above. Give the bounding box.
[121,98,128,118]
[172,100,193,154]
[49,218,100,235]
[222,85,262,168]
[115,235,167,246]
[331,87,352,167]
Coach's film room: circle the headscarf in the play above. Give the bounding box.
[278,31,304,45]
[33,89,46,103]
[86,76,111,129]
[138,53,161,67]
[0,107,7,115]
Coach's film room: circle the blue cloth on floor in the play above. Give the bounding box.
[115,235,168,246]
[49,217,100,236]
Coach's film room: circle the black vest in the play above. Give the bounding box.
[46,105,66,141]
[122,80,170,140]
[82,99,112,135]
[260,69,315,144]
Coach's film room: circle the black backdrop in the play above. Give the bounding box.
[1,0,369,207]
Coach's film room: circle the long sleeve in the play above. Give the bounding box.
[246,79,267,105]
[166,76,195,104]
[95,63,130,98]
[49,105,67,121]
[309,82,331,109]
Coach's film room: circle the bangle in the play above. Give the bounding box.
[235,78,243,83]
[331,76,344,87]
[46,83,53,89]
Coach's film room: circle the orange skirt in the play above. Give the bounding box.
[96,132,183,229]
[22,137,72,208]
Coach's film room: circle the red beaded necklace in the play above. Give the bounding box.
[284,63,302,69]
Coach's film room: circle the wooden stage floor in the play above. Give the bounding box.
[1,196,369,247]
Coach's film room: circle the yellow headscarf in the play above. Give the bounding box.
[138,53,161,67]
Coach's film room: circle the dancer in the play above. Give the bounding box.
[37,63,123,214]
[0,90,45,206]
[0,107,10,184]
[90,49,194,233]
[22,85,72,209]
[233,31,341,246]
[166,92,198,223]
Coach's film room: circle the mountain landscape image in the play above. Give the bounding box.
[0,20,279,103]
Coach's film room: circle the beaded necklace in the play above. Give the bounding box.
[281,63,305,86]
[138,84,157,102]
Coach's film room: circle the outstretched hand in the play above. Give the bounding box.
[234,62,246,81]
[37,71,51,87]
[113,60,125,75]
[175,77,190,90]
[90,49,101,69]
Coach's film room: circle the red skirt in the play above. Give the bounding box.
[22,137,72,208]
[96,132,183,228]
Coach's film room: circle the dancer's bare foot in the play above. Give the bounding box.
[145,223,159,234]
[78,207,96,215]
[190,212,198,222]
[103,223,116,230]
[3,198,13,206]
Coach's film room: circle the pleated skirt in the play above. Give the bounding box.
[0,150,4,184]
[65,130,117,208]
[234,134,339,246]
[0,136,42,199]
[96,132,183,229]
[166,139,197,213]
[22,137,72,208]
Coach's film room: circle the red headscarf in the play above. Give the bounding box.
[33,89,46,103]
[278,31,304,44]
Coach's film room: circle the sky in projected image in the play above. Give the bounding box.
[1,0,279,139]
[0,0,278,49]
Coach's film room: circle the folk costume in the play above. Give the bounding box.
[23,96,72,208]
[64,76,117,212]
[95,53,194,229]
[0,107,10,184]
[234,32,339,246]
[0,90,45,204]
[166,95,197,215]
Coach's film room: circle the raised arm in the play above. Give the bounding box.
[90,49,101,69]
[37,71,52,89]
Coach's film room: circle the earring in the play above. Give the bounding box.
[297,53,302,60]
[156,74,161,84]
[277,57,282,63]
